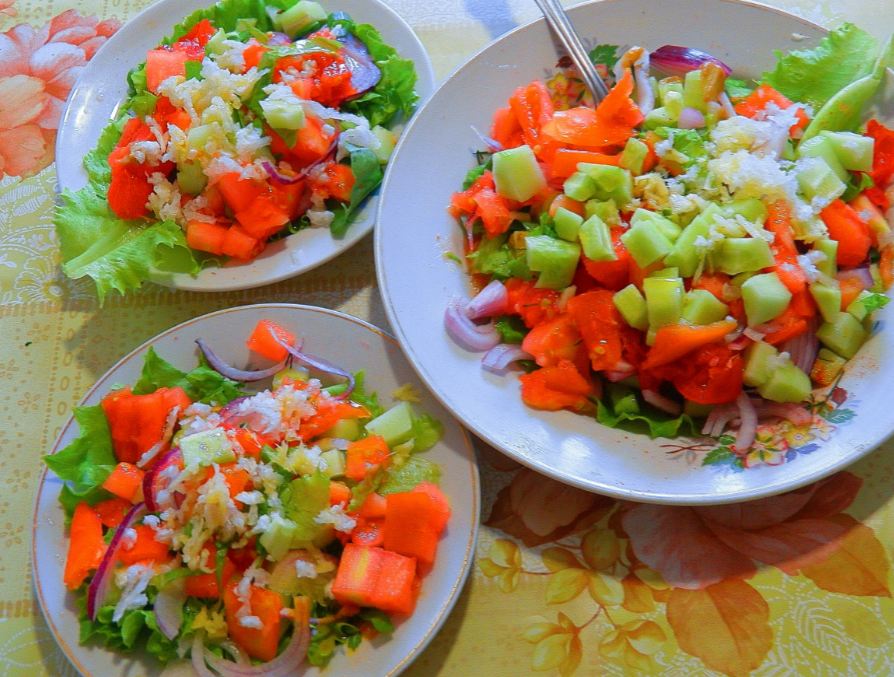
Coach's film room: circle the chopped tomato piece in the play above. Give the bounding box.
[64,503,106,590]
[566,290,624,371]
[223,582,284,661]
[734,84,809,134]
[521,314,582,368]
[504,278,560,327]
[246,319,295,362]
[519,360,593,411]
[820,200,872,267]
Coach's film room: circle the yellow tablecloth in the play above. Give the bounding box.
[2,0,893,675]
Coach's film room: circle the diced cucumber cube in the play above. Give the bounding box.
[648,267,680,279]
[261,97,306,130]
[743,340,779,387]
[820,130,874,172]
[554,207,583,242]
[757,361,812,403]
[665,204,722,276]
[811,348,847,385]
[619,138,649,175]
[846,290,875,322]
[365,402,414,446]
[273,366,310,389]
[526,235,581,289]
[658,78,684,105]
[613,284,649,330]
[621,220,674,268]
[319,449,346,478]
[721,198,767,225]
[816,312,867,359]
[563,171,596,201]
[176,161,207,195]
[579,215,615,261]
[259,513,298,562]
[329,418,362,441]
[181,428,236,468]
[371,126,397,163]
[683,69,706,112]
[716,238,775,275]
[682,289,729,325]
[814,239,838,277]
[809,282,842,323]
[643,277,684,329]
[631,208,681,242]
[741,272,792,326]
[663,90,684,118]
[493,144,547,202]
[585,199,620,226]
[796,158,846,203]
[276,0,327,37]
[580,164,634,206]
[797,136,849,182]
[643,106,676,129]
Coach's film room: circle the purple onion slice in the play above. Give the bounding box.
[196,338,289,382]
[86,503,147,620]
[651,45,732,76]
[269,330,355,399]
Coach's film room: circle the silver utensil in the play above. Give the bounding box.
[533,0,609,103]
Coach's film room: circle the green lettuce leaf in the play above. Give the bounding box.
[54,118,200,304]
[467,233,531,280]
[167,0,274,42]
[349,370,384,417]
[132,347,244,404]
[410,413,443,452]
[44,405,117,518]
[494,315,528,344]
[724,77,754,100]
[596,395,697,439]
[588,44,619,68]
[328,147,383,238]
[760,23,878,110]
[379,456,441,494]
[80,600,185,664]
[331,17,418,127]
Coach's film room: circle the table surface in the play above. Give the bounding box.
[2,0,894,675]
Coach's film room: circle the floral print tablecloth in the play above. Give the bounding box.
[1,0,893,675]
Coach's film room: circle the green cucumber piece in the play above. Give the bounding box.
[371,126,397,163]
[757,361,812,403]
[585,199,620,226]
[619,138,649,175]
[741,272,792,326]
[631,208,682,242]
[814,239,838,277]
[721,198,768,225]
[493,144,547,202]
[554,207,584,242]
[579,215,615,261]
[621,220,674,268]
[743,340,779,388]
[319,449,346,478]
[809,282,842,323]
[716,238,775,275]
[682,289,729,325]
[797,136,849,182]
[658,78,684,105]
[796,158,846,203]
[580,164,634,206]
[648,267,680,279]
[365,402,414,446]
[329,418,362,441]
[846,290,875,322]
[643,106,676,129]
[820,130,875,172]
[816,311,868,359]
[276,0,327,37]
[683,70,706,112]
[176,161,207,195]
[613,284,649,330]
[259,513,298,562]
[273,367,310,389]
[643,277,684,329]
[526,235,581,289]
[563,171,596,201]
[181,428,236,468]
[261,97,306,130]
[665,204,722,276]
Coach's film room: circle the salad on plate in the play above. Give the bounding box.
[55,0,417,302]
[446,25,894,460]
[45,318,449,671]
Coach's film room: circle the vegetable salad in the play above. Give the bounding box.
[45,319,449,670]
[446,25,894,459]
[55,0,417,302]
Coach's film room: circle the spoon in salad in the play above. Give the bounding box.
[533,0,610,103]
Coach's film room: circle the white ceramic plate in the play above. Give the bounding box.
[33,304,479,676]
[376,0,894,504]
[56,0,435,292]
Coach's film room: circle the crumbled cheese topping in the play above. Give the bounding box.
[314,504,357,533]
[113,564,155,622]
[294,559,317,579]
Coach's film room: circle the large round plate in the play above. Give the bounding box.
[56,0,435,291]
[33,304,478,676]
[376,0,894,504]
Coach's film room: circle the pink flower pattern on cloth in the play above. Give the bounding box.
[0,9,120,178]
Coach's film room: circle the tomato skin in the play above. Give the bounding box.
[653,343,744,405]
[521,314,582,367]
[519,360,593,411]
[504,278,560,328]
[581,228,631,291]
[566,290,623,371]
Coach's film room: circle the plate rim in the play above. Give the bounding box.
[32,302,480,676]
[370,0,881,506]
[54,0,436,292]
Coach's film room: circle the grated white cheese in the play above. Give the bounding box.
[294,559,317,579]
[314,504,357,533]
[112,564,155,622]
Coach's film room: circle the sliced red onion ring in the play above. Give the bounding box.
[268,31,292,46]
[643,389,682,416]
[261,160,303,185]
[742,327,765,342]
[466,280,508,320]
[143,447,182,513]
[87,503,147,620]
[337,33,382,97]
[471,125,503,152]
[651,45,732,76]
[155,580,185,640]
[838,266,873,290]
[734,391,757,453]
[445,300,501,352]
[701,402,737,437]
[192,603,311,677]
[270,330,355,399]
[677,107,706,129]
[481,344,532,374]
[783,322,819,374]
[220,640,251,665]
[196,338,289,382]
[757,401,813,426]
[137,406,180,469]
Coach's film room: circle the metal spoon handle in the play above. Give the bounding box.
[533,0,610,103]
